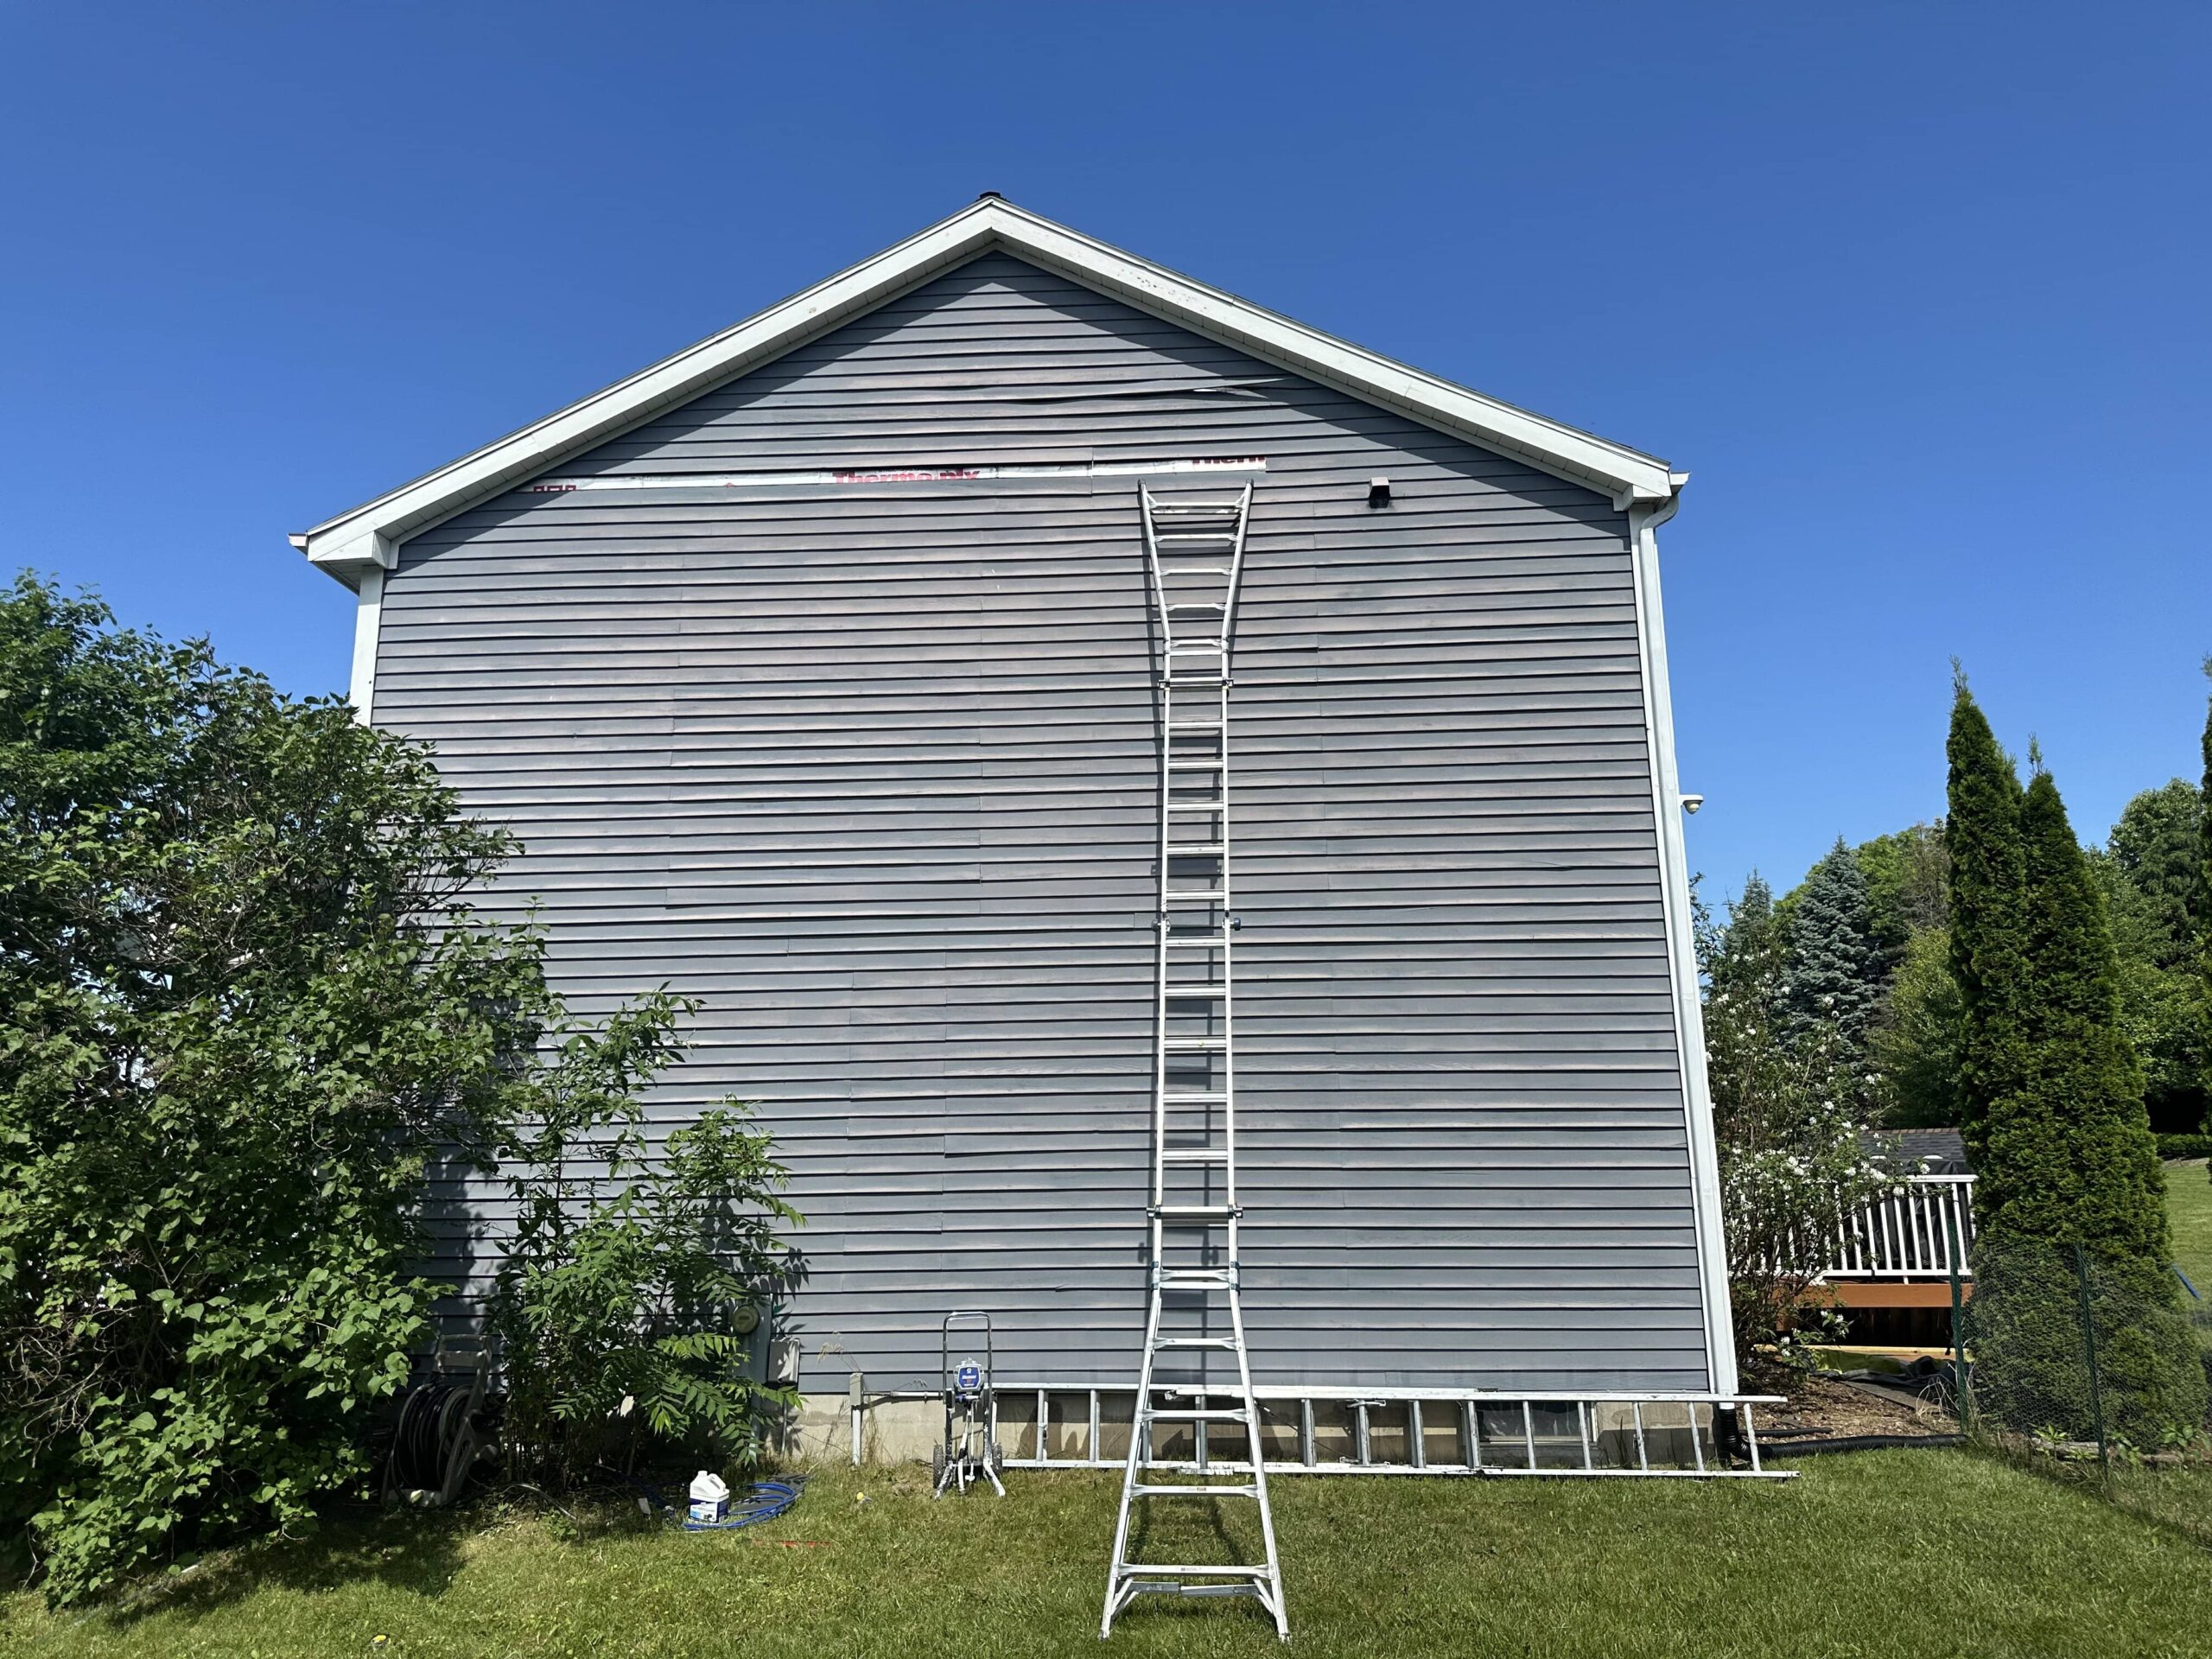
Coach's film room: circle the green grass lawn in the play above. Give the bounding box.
[8,1450,2212,1659]
[2166,1158,2212,1297]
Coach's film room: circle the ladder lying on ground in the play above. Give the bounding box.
[1102,483,1289,1642]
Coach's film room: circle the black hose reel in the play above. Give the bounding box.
[384,1338,490,1509]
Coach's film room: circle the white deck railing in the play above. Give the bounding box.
[1818,1173,1977,1281]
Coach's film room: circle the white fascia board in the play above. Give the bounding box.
[1626,499,1738,1396]
[294,200,1679,581]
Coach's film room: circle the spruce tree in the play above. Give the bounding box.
[1713,873,1778,1002]
[1980,769,2173,1293]
[1783,838,1884,1049]
[1945,678,2027,1166]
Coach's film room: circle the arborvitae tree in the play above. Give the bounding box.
[2201,671,2212,1128]
[1945,678,2027,1166]
[1783,839,1884,1049]
[1977,768,2175,1294]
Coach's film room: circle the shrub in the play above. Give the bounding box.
[0,576,721,1603]
[2156,1135,2212,1162]
[493,1082,802,1487]
[1698,879,1891,1363]
[1967,1238,2208,1447]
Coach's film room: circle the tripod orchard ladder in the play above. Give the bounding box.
[1102,481,1288,1641]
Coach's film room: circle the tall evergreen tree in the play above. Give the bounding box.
[1945,677,2027,1166]
[2200,670,2212,1130]
[1713,872,1778,1002]
[1977,767,2174,1295]
[1783,838,1884,1047]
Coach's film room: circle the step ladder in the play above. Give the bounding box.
[1102,483,1288,1642]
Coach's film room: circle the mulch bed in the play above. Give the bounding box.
[1751,1367,1957,1448]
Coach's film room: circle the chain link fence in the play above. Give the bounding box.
[1958,1238,2212,1539]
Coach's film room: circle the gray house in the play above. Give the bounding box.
[293,198,1734,1440]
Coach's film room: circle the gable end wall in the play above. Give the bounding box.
[372,252,1716,1393]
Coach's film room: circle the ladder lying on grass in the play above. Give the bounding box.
[1102,484,1290,1642]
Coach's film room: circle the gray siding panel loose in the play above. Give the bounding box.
[375,251,1710,1395]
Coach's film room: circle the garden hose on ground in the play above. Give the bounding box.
[1763,1433,1966,1457]
[628,1475,809,1531]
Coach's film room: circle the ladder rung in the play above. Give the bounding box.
[1131,1484,1260,1499]
[1153,1336,1240,1350]
[1116,1564,1272,1579]
[1165,842,1225,855]
[1166,760,1224,770]
[1161,1090,1227,1102]
[1163,936,1228,948]
[1166,602,1226,613]
[1165,721,1223,732]
[1162,988,1227,1001]
[1153,1205,1237,1220]
[1141,1407,1248,1421]
[1166,802,1223,812]
[1164,1037,1227,1051]
[1158,1148,1230,1164]
[1159,564,1232,575]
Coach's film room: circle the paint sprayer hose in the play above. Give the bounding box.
[627,1474,809,1531]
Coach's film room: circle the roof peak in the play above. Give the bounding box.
[296,198,1681,583]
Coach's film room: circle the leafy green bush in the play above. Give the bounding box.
[493,1094,800,1486]
[2158,1135,2212,1162]
[0,576,734,1603]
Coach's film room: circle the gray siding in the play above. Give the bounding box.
[375,252,1711,1394]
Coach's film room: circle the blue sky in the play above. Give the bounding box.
[4,3,2205,897]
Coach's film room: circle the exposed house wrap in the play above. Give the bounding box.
[294,200,1730,1400]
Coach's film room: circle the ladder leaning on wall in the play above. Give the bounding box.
[1101,482,1288,1642]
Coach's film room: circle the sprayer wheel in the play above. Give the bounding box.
[931,1442,947,1488]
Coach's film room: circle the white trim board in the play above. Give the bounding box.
[524,454,1267,495]
[347,566,383,725]
[292,196,1682,587]
[1626,499,1737,1396]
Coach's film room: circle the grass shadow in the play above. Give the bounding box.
[1115,1491,1278,1630]
[81,1485,658,1632]
[1965,1438,2212,1555]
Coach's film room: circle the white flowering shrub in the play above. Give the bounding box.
[1697,883,1897,1366]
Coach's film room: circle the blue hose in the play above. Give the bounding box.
[627,1474,808,1532]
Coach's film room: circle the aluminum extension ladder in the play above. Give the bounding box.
[1102,482,1288,1641]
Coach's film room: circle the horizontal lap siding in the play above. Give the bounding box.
[376,251,1709,1394]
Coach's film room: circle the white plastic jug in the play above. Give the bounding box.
[688,1470,730,1525]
